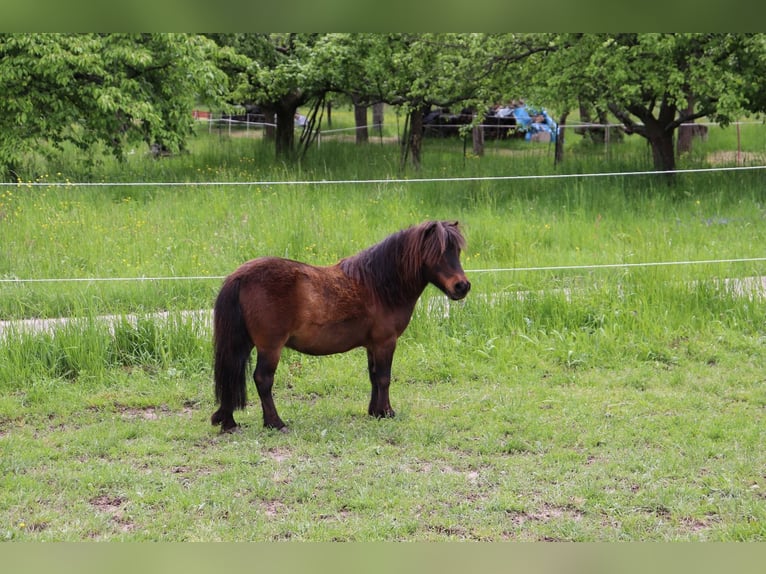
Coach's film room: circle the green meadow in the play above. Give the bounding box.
[1,116,765,540]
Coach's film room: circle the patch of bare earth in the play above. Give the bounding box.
[118,405,168,420]
[259,499,288,518]
[505,503,585,528]
[90,494,135,533]
[678,514,718,536]
[266,446,292,463]
[113,402,195,421]
[426,524,470,538]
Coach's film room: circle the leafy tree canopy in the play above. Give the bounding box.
[0,33,229,179]
[524,33,766,171]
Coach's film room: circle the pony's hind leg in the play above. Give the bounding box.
[254,349,287,430]
[211,352,250,433]
[211,275,252,434]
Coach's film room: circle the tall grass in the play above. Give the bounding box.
[0,313,210,389]
[2,122,766,366]
[2,123,765,320]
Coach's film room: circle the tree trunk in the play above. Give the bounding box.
[677,123,693,155]
[472,115,484,156]
[646,125,676,172]
[260,104,276,141]
[274,105,297,160]
[653,134,676,172]
[408,107,424,169]
[577,102,620,145]
[613,101,678,174]
[372,102,384,138]
[599,108,622,143]
[577,101,603,144]
[352,95,369,144]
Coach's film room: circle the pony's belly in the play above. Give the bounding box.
[286,322,366,356]
[286,337,363,356]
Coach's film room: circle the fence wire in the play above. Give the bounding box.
[2,165,765,285]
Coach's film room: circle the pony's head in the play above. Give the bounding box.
[407,221,471,301]
[339,220,471,307]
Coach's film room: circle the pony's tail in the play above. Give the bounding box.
[212,277,252,421]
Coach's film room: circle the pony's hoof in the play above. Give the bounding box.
[220,423,241,434]
[264,418,288,432]
[211,408,240,433]
[265,423,289,434]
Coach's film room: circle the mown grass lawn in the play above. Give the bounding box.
[2,310,765,541]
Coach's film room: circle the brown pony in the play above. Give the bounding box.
[211,220,470,432]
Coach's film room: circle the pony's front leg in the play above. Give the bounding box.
[366,343,396,418]
[254,349,287,431]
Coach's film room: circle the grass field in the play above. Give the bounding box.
[1,117,766,540]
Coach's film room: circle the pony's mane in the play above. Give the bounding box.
[339,221,465,306]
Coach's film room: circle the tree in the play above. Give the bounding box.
[532,33,766,172]
[0,33,229,179]
[367,33,485,169]
[209,33,336,161]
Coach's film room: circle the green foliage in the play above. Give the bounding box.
[0,33,229,179]
[3,33,766,174]
[532,34,766,120]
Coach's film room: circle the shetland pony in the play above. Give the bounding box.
[211,220,470,432]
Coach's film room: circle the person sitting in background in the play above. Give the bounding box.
[495,101,514,118]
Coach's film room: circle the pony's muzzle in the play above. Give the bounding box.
[451,280,471,300]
